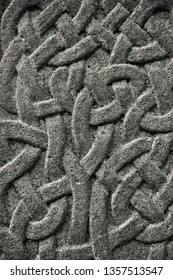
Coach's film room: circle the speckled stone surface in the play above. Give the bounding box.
[1,0,173,260]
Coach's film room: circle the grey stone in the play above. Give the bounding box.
[0,0,173,260]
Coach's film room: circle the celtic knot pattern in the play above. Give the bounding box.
[1,0,173,259]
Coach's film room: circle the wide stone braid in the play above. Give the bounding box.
[0,0,173,259]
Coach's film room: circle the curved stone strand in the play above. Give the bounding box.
[44,115,66,183]
[90,181,112,259]
[81,124,114,176]
[99,64,148,98]
[0,120,47,149]
[26,197,68,240]
[63,150,90,245]
[1,0,42,51]
[0,146,41,195]
[73,0,98,33]
[0,36,26,114]
[72,88,92,158]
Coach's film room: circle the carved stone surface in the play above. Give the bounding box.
[0,0,173,260]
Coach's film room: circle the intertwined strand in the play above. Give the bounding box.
[0,0,173,260]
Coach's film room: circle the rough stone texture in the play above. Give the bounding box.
[0,0,11,59]
[0,0,173,260]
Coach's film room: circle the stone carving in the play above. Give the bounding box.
[0,0,173,259]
